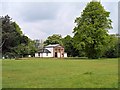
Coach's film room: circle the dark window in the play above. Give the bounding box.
[46,53,48,56]
[55,52,57,57]
[38,53,40,56]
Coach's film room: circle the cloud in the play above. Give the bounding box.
[118,1,120,34]
[1,1,118,40]
[19,2,61,22]
[2,0,119,2]
[102,2,118,34]
[20,22,48,40]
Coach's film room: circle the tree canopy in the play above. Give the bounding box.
[73,1,112,59]
[1,15,36,58]
[62,35,80,57]
[44,34,63,46]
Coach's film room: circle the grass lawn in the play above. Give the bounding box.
[2,58,118,88]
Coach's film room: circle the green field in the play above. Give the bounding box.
[2,58,118,88]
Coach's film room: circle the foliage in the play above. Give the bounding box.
[118,37,120,57]
[13,44,28,58]
[62,35,80,57]
[103,35,119,58]
[2,15,23,56]
[27,40,37,57]
[1,15,36,58]
[44,34,63,46]
[73,1,112,59]
[13,41,36,58]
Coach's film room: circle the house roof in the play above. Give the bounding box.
[38,49,51,53]
[45,44,63,48]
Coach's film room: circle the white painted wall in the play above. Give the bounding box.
[42,53,52,57]
[57,53,60,58]
[35,53,52,57]
[35,53,39,57]
[45,47,54,57]
[64,53,67,57]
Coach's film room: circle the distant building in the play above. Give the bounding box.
[35,44,67,58]
[34,39,44,49]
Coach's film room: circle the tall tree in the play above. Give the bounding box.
[73,1,112,59]
[62,35,80,57]
[2,15,22,55]
[104,34,118,58]
[44,34,63,46]
[1,15,36,58]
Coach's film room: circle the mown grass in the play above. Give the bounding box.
[2,58,118,88]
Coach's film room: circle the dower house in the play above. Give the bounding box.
[35,44,67,58]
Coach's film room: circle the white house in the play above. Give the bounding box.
[35,44,67,58]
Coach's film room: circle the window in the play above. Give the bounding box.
[46,53,48,56]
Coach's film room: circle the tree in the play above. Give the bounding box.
[27,40,37,57]
[118,37,120,57]
[103,34,118,58]
[0,17,2,58]
[20,35,29,45]
[62,35,80,57]
[44,34,63,46]
[13,44,28,58]
[2,15,23,56]
[1,15,36,58]
[73,1,112,59]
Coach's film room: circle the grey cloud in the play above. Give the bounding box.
[101,2,118,34]
[19,2,87,22]
[1,1,118,40]
[19,2,61,22]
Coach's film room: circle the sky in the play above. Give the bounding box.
[1,0,119,40]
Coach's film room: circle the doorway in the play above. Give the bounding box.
[55,52,57,57]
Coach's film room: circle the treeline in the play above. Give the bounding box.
[1,15,36,58]
[43,34,120,58]
[1,15,120,59]
[1,1,120,59]
[43,1,120,59]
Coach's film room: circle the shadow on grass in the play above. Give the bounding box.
[63,57,88,60]
[7,57,119,61]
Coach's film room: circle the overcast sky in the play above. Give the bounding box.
[1,0,119,40]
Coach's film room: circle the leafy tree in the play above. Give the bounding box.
[0,17,2,58]
[13,44,29,58]
[13,40,36,58]
[1,15,36,58]
[62,35,80,57]
[73,1,112,59]
[44,34,63,46]
[118,37,120,57]
[27,40,37,57]
[20,35,29,45]
[103,35,118,58]
[2,15,22,56]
